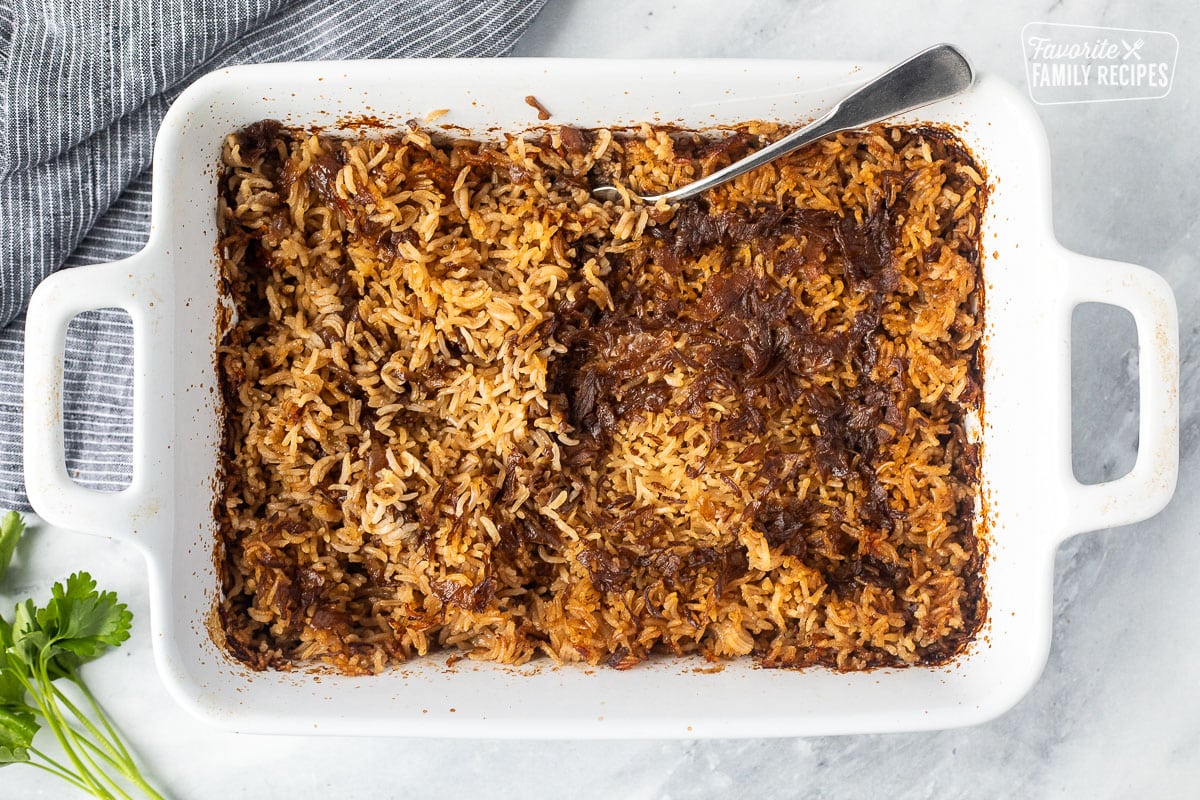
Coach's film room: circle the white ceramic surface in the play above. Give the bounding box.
[20,58,1179,739]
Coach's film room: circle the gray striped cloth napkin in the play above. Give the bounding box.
[0,0,547,511]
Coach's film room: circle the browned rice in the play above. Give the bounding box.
[215,120,986,674]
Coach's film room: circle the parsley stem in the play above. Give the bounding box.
[17,669,114,799]
[75,729,133,774]
[51,678,164,799]
[27,748,92,793]
[70,741,132,800]
[28,759,92,793]
[40,672,135,800]
[71,673,135,764]
[28,745,86,783]
[52,679,126,763]
[74,732,164,800]
[127,769,167,799]
[70,733,136,800]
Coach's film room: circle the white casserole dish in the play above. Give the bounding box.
[22,59,1179,737]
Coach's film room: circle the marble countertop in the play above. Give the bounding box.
[6,1,1198,797]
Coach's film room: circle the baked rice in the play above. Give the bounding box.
[215,118,986,674]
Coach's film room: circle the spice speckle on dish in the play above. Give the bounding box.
[524,95,551,120]
[215,118,986,675]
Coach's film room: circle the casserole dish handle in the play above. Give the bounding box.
[1062,251,1179,536]
[23,251,171,549]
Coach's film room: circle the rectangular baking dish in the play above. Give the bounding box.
[22,58,1179,737]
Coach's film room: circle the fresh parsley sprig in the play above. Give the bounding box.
[0,511,164,799]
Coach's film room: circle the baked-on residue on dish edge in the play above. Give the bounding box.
[215,119,986,675]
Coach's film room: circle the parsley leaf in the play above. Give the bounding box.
[0,511,23,584]
[0,707,37,764]
[38,572,133,667]
[0,617,28,709]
